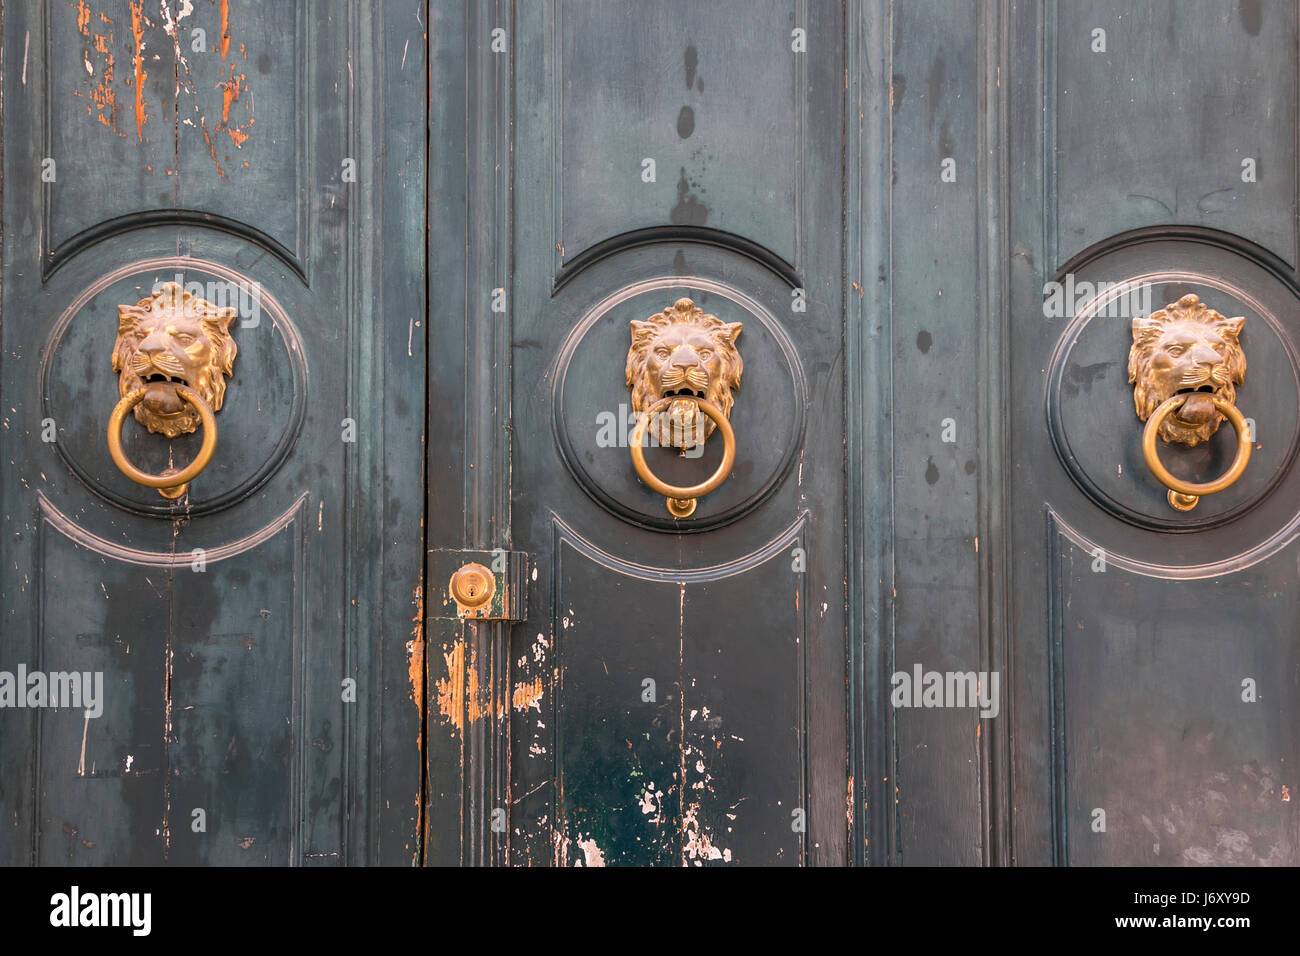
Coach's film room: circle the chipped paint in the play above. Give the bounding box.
[433,637,504,733]
[682,802,732,864]
[575,835,606,867]
[217,65,252,148]
[71,0,256,170]
[77,714,91,777]
[220,0,231,60]
[408,585,425,754]
[512,676,544,713]
[128,0,149,141]
[71,2,120,133]
[464,642,498,726]
[639,782,666,824]
[434,639,466,734]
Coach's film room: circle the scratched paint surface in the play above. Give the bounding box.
[501,542,807,867]
[52,0,298,258]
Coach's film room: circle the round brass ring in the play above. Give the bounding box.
[629,397,736,514]
[107,386,218,495]
[1142,395,1251,501]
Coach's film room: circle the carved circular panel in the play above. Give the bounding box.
[1046,231,1300,539]
[553,277,806,532]
[42,258,307,517]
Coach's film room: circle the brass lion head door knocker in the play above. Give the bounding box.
[626,297,742,517]
[107,281,238,498]
[1128,293,1252,511]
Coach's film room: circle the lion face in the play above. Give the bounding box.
[113,282,238,438]
[1128,293,1245,446]
[627,298,742,449]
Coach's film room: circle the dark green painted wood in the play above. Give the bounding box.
[0,0,424,865]
[426,0,849,867]
[1004,0,1300,865]
[5,0,1296,870]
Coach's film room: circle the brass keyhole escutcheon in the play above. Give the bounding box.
[450,563,495,613]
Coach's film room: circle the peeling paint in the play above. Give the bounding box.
[71,2,120,133]
[408,585,425,755]
[511,676,544,713]
[575,835,605,867]
[219,0,231,60]
[128,0,149,141]
[71,0,256,170]
[433,638,503,733]
[434,639,466,734]
[639,782,666,824]
[682,802,732,864]
[217,65,252,148]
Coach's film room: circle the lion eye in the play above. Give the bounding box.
[1165,345,1185,357]
[697,348,713,359]
[655,347,671,358]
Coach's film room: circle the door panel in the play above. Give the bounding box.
[0,1,424,865]
[1005,0,1300,864]
[863,0,1299,866]
[427,0,849,866]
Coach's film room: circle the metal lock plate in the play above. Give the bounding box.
[429,549,528,622]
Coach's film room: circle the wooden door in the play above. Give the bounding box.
[425,0,850,865]
[0,0,425,864]
[1005,0,1300,866]
[7,0,1295,871]
[861,0,1299,865]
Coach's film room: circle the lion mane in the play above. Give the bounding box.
[113,281,238,436]
[626,297,743,428]
[1128,293,1245,446]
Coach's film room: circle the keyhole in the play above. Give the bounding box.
[451,563,494,610]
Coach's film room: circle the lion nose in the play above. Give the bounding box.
[138,331,170,355]
[1190,345,1222,367]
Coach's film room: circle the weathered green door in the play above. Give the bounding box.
[0,0,425,864]
[6,0,1297,869]
[866,0,1300,865]
[1002,0,1300,866]
[424,0,850,865]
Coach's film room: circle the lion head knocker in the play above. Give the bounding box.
[626,297,742,450]
[625,297,743,518]
[113,281,238,439]
[1129,293,1252,512]
[1129,293,1245,447]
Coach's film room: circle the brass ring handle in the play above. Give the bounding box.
[1142,395,1252,511]
[630,397,736,518]
[107,386,218,499]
